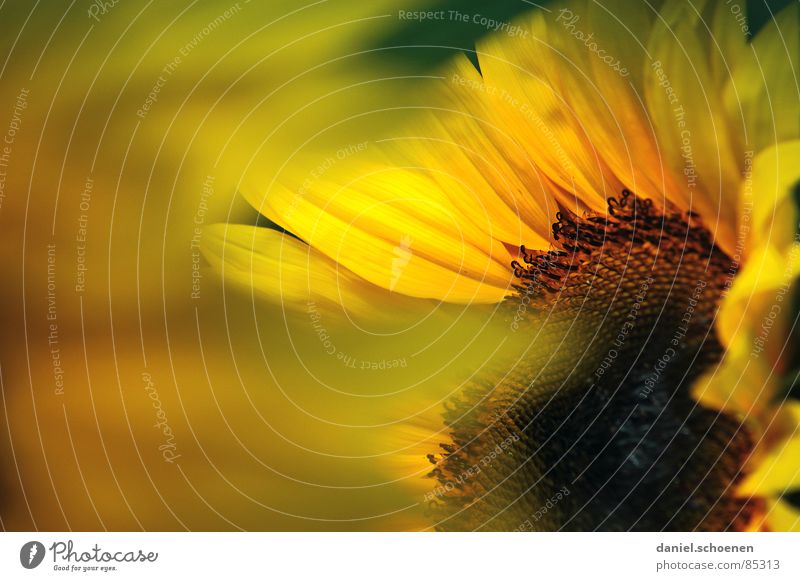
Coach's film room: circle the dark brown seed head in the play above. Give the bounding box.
[427,192,755,531]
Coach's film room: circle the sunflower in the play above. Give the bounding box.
[204,0,800,531]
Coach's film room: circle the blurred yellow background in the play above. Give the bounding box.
[0,0,515,530]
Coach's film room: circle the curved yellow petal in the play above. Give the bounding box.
[482,0,687,211]
[243,0,798,308]
[644,0,744,254]
[717,141,800,359]
[476,6,620,214]
[741,403,800,497]
[762,498,800,532]
[251,174,516,303]
[580,0,686,204]
[694,141,800,417]
[376,418,444,501]
[202,223,408,316]
[722,2,799,152]
[412,56,564,245]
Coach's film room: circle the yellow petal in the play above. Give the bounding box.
[581,0,687,204]
[249,160,517,303]
[763,498,800,532]
[524,0,687,209]
[722,2,799,152]
[717,141,800,359]
[644,0,744,254]
[476,7,620,214]
[694,141,800,418]
[741,404,800,497]
[202,223,403,316]
[411,56,564,245]
[375,418,444,502]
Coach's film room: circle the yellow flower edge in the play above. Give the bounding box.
[203,0,800,530]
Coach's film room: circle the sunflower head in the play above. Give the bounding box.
[426,191,761,530]
[205,0,800,530]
